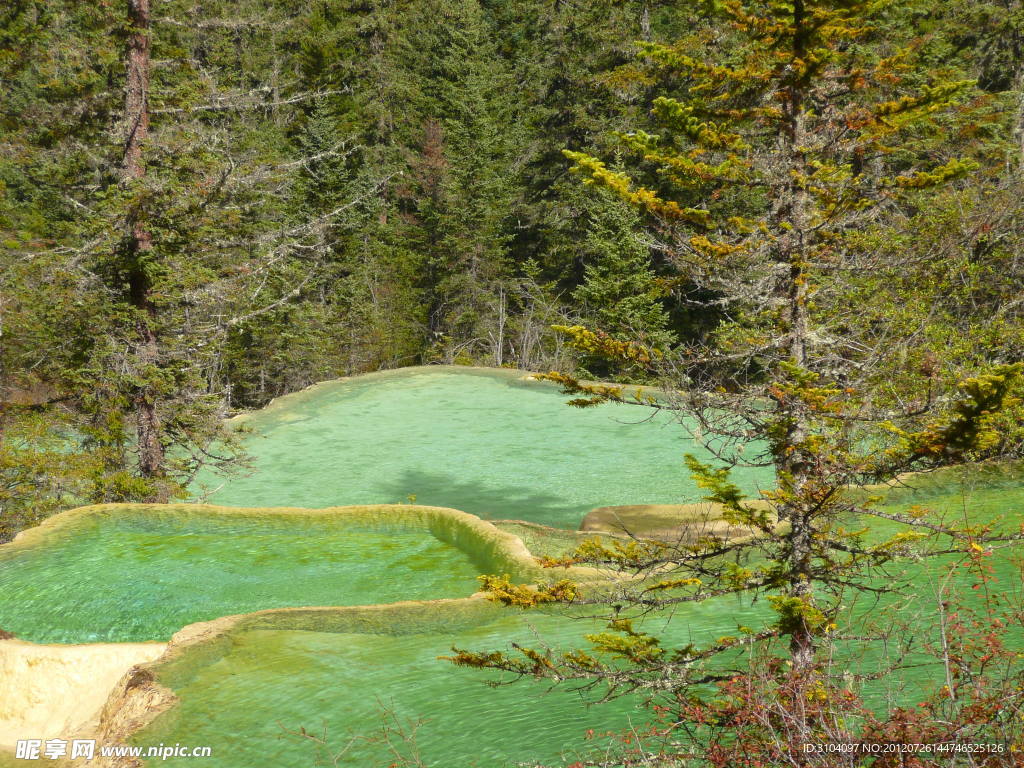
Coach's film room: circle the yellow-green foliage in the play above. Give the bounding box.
[873,81,974,120]
[887,364,1023,463]
[648,98,748,151]
[767,595,829,637]
[887,158,979,189]
[476,574,580,608]
[684,456,775,533]
[585,619,664,664]
[562,151,713,225]
[551,326,664,364]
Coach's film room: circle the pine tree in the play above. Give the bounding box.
[939,0,1024,159]
[2,0,377,507]
[450,0,1024,756]
[399,0,525,364]
[571,189,674,377]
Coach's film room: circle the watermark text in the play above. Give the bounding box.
[15,739,212,761]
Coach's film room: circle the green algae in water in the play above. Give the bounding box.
[194,368,775,529]
[135,606,756,768]
[0,509,482,644]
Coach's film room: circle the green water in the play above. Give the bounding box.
[5,367,1021,767]
[131,465,1024,767]
[194,367,775,529]
[136,604,758,768]
[0,509,482,643]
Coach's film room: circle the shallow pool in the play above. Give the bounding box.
[193,367,775,529]
[0,507,483,643]
[134,602,756,768]
[133,465,1024,767]
[5,366,1021,768]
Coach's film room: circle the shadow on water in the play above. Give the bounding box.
[377,468,581,525]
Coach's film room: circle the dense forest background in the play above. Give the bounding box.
[1,0,1023,537]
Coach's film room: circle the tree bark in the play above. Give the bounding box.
[1015,76,1024,166]
[777,0,816,678]
[122,0,167,499]
[640,3,651,42]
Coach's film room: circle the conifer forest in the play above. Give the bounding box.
[2,1,1024,767]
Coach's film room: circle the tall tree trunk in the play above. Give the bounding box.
[777,0,816,678]
[640,3,651,42]
[1015,75,1024,166]
[782,135,815,677]
[122,0,167,499]
[1013,11,1024,166]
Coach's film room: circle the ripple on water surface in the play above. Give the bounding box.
[135,608,742,768]
[193,367,775,528]
[139,465,1024,767]
[0,510,482,644]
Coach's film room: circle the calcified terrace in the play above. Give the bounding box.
[4,371,1018,767]
[0,501,609,764]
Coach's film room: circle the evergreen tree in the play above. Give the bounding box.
[572,189,674,377]
[401,0,525,364]
[451,0,1024,759]
[937,0,1024,160]
[2,0,374,509]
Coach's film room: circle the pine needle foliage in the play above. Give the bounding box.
[450,0,1024,758]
